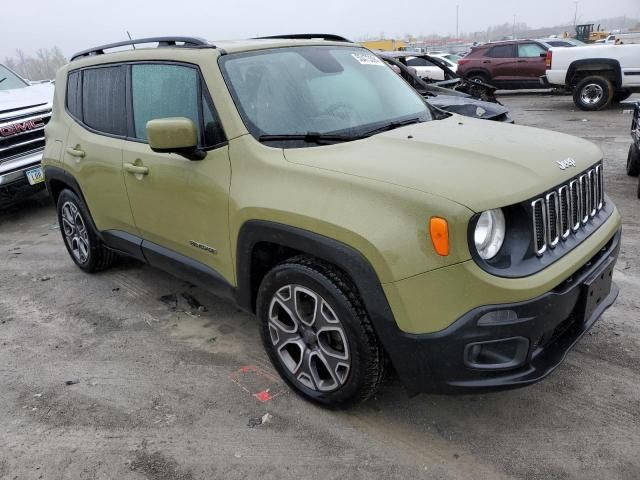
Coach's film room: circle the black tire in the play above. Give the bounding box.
[467,72,490,84]
[628,144,640,176]
[573,76,615,111]
[56,189,117,272]
[613,90,633,103]
[257,255,385,409]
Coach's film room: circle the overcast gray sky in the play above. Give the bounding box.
[2,0,639,59]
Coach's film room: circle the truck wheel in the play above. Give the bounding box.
[573,76,614,111]
[257,256,386,409]
[628,144,640,176]
[56,189,117,272]
[613,90,633,103]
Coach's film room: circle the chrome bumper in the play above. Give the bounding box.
[0,150,43,187]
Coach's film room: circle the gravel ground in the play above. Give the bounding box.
[1,93,639,480]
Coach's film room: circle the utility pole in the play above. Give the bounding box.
[456,4,459,39]
[512,14,516,40]
[573,1,578,28]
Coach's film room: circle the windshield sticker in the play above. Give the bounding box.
[351,53,385,66]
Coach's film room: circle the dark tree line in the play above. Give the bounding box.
[3,47,67,81]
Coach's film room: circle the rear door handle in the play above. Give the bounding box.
[517,60,527,63]
[124,163,149,175]
[483,60,491,64]
[66,146,85,158]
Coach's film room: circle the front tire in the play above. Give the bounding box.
[573,76,614,111]
[257,256,385,409]
[628,144,640,177]
[56,189,117,272]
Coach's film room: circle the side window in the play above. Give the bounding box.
[487,45,515,58]
[66,71,82,119]
[517,43,546,58]
[406,57,429,67]
[131,63,225,147]
[82,66,127,136]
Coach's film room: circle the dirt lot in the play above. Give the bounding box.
[1,93,639,480]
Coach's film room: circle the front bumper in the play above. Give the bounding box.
[0,149,43,189]
[384,227,621,394]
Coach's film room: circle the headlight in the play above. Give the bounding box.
[474,209,506,260]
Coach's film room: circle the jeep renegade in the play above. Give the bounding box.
[43,36,621,408]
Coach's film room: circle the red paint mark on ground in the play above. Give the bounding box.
[229,365,285,403]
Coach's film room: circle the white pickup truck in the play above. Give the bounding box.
[544,44,640,110]
[0,64,53,202]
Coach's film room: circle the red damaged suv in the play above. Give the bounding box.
[458,40,549,89]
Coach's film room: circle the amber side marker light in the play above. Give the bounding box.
[430,217,450,256]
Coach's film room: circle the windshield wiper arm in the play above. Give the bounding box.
[258,132,364,145]
[361,117,425,137]
[0,78,6,84]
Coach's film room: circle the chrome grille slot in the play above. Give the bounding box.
[545,192,559,247]
[530,163,605,257]
[531,199,547,256]
[558,185,570,239]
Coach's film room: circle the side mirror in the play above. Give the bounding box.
[539,52,547,57]
[146,117,205,161]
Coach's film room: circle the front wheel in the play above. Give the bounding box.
[257,256,386,409]
[56,189,117,272]
[573,76,614,111]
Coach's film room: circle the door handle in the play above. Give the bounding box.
[483,60,491,64]
[124,163,149,175]
[66,146,85,158]
[517,60,527,63]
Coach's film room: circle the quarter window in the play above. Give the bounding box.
[66,71,82,119]
[82,66,127,136]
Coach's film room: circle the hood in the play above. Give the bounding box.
[283,115,602,212]
[0,83,54,114]
[427,94,509,120]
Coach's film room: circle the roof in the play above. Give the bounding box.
[70,35,357,61]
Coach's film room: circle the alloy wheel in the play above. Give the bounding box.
[267,284,350,392]
[61,201,89,264]
[581,83,604,105]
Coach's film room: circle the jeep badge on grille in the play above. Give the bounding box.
[556,158,577,170]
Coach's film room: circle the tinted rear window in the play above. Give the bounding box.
[66,71,81,119]
[487,45,515,58]
[82,66,126,136]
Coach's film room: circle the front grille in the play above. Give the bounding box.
[0,109,51,164]
[531,163,605,256]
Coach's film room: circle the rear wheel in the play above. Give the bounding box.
[573,76,615,111]
[257,256,385,409]
[627,143,640,177]
[57,189,117,272]
[468,72,490,84]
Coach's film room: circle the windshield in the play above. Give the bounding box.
[0,65,28,91]
[220,46,432,141]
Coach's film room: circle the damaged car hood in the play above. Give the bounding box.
[284,115,602,212]
[427,94,510,121]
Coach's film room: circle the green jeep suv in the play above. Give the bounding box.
[43,35,621,408]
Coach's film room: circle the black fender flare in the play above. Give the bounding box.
[567,58,622,88]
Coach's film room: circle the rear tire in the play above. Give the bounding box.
[613,90,633,103]
[468,72,490,84]
[573,76,614,111]
[627,144,640,177]
[257,255,385,409]
[56,189,117,272]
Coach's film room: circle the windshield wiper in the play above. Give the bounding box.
[361,117,425,137]
[258,132,364,145]
[0,78,6,84]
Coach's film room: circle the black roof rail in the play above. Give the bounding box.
[71,37,214,61]
[255,34,353,43]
